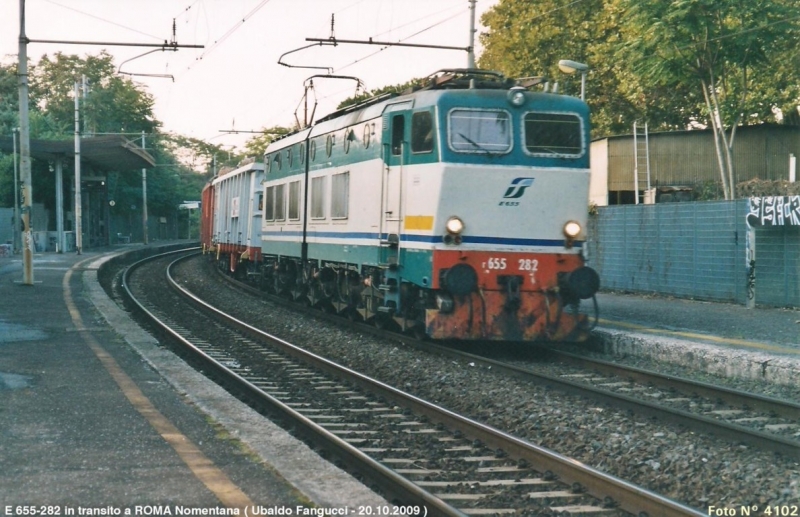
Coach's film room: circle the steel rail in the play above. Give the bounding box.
[208,255,800,460]
[172,252,704,517]
[546,349,800,420]
[121,250,466,517]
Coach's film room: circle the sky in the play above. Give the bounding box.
[1,0,500,151]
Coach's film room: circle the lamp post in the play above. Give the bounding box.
[558,59,589,101]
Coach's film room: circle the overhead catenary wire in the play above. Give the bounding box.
[189,0,273,64]
[337,5,468,73]
[44,0,164,41]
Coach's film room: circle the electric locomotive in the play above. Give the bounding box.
[232,69,599,341]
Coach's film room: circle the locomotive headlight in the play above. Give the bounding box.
[563,220,582,238]
[507,87,526,107]
[446,216,465,235]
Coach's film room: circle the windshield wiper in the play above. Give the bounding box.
[457,132,485,151]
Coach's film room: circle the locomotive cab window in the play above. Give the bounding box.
[448,109,511,154]
[523,112,583,157]
[391,115,405,155]
[411,111,434,153]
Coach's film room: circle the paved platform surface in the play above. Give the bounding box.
[0,247,385,514]
[596,291,799,355]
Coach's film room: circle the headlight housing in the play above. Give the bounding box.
[446,216,465,235]
[507,87,526,107]
[563,220,581,239]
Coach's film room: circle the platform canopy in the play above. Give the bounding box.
[0,134,154,170]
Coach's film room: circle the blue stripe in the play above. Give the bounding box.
[263,230,581,248]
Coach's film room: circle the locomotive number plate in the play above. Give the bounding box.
[483,257,539,272]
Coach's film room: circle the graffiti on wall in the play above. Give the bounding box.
[747,196,800,227]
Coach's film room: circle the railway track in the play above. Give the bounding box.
[205,252,800,461]
[120,250,703,516]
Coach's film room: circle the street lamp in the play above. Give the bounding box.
[558,59,589,101]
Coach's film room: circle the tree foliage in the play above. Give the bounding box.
[243,126,294,159]
[0,51,207,223]
[478,0,800,199]
[478,0,800,141]
[617,0,800,197]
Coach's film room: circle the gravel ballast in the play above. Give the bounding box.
[171,256,800,511]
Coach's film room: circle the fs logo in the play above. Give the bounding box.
[499,177,535,206]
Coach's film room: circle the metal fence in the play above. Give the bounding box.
[587,199,800,308]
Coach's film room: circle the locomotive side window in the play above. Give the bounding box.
[311,176,326,219]
[344,129,352,154]
[256,192,264,213]
[448,109,511,154]
[310,140,317,162]
[326,134,335,157]
[391,115,405,155]
[264,186,275,221]
[288,180,301,220]
[330,171,349,219]
[411,111,434,153]
[287,148,293,168]
[523,112,583,157]
[274,183,286,221]
[300,143,306,165]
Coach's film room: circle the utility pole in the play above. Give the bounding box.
[18,0,33,285]
[467,0,477,69]
[74,81,82,254]
[142,131,148,245]
[12,128,20,254]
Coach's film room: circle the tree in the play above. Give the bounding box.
[243,126,294,159]
[0,52,206,228]
[29,51,160,137]
[479,0,642,136]
[617,0,800,199]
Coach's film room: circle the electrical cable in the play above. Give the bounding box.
[336,9,465,72]
[44,0,164,41]
[189,0,273,64]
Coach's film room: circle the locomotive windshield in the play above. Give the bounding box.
[523,112,583,157]
[448,109,511,154]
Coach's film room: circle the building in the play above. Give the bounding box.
[590,124,800,206]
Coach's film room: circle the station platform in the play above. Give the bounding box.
[0,246,385,514]
[593,291,800,388]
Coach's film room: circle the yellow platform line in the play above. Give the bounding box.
[64,260,253,509]
[597,317,800,356]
